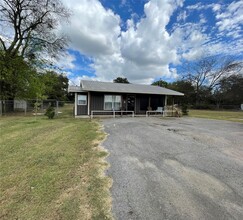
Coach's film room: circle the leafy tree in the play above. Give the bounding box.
[214,74,243,106]
[40,71,68,101]
[152,79,168,88]
[0,0,70,106]
[167,80,195,105]
[113,77,130,83]
[0,53,41,100]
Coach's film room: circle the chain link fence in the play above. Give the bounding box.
[0,100,74,117]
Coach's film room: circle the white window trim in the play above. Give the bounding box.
[104,95,121,110]
[78,94,87,105]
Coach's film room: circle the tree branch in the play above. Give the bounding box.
[0,36,7,51]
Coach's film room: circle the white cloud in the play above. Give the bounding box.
[215,1,243,38]
[57,0,242,84]
[211,4,221,12]
[119,0,183,81]
[53,52,76,70]
[68,75,97,86]
[177,11,187,22]
[59,0,185,84]
[61,0,121,57]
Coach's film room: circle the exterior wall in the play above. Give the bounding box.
[90,92,104,111]
[76,92,166,115]
[90,92,123,115]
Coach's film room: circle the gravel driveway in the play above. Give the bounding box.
[102,117,243,220]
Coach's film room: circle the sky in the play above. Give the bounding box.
[2,0,243,85]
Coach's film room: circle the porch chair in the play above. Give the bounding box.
[156,107,163,114]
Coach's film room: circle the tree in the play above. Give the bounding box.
[167,80,195,105]
[182,56,242,104]
[0,0,69,106]
[214,74,243,106]
[0,53,40,100]
[40,71,68,101]
[0,0,69,59]
[151,79,168,88]
[113,77,130,83]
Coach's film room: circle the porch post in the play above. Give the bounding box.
[149,96,151,109]
[88,92,91,115]
[164,95,167,106]
[74,93,77,117]
[172,96,174,117]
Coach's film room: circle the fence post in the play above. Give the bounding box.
[0,101,2,116]
[56,100,59,117]
[24,101,27,116]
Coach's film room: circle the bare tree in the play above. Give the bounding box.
[0,0,70,59]
[182,56,243,104]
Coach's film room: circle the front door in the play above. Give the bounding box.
[127,95,136,111]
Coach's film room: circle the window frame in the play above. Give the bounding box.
[77,94,87,105]
[104,95,121,111]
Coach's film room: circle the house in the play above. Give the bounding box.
[68,80,184,118]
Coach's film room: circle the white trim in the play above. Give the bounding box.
[75,93,77,116]
[88,92,90,115]
[77,94,87,105]
[91,110,134,119]
[104,95,122,111]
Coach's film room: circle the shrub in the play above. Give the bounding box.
[45,105,55,119]
[181,104,189,115]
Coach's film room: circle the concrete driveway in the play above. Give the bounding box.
[102,117,243,220]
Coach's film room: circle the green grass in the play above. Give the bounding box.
[0,105,112,220]
[189,109,243,122]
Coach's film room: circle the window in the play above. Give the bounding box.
[104,95,121,110]
[78,95,87,105]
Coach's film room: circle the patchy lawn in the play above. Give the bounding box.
[189,109,243,123]
[0,107,112,220]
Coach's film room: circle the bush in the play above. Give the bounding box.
[45,105,55,119]
[181,104,189,115]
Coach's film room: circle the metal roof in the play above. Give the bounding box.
[68,85,84,93]
[76,80,184,96]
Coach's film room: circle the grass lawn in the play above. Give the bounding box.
[0,105,112,220]
[189,109,243,123]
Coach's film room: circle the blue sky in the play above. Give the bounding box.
[56,0,243,85]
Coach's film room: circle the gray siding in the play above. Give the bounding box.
[77,105,87,115]
[77,92,166,115]
[90,92,104,111]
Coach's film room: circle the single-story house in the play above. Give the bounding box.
[68,80,184,118]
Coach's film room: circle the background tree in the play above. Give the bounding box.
[152,79,196,105]
[167,80,195,105]
[113,77,130,83]
[214,74,243,107]
[0,0,70,104]
[0,0,69,59]
[0,54,40,100]
[151,79,168,88]
[40,71,69,101]
[182,55,242,105]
